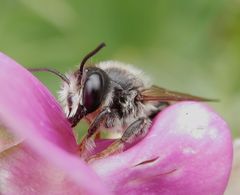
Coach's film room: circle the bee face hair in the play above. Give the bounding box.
[58,71,82,118]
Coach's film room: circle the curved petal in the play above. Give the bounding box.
[0,52,76,152]
[91,102,233,195]
[0,53,110,195]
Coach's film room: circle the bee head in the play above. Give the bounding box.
[59,43,108,127]
[30,43,107,127]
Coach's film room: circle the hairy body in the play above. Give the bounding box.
[31,43,211,161]
[59,62,168,158]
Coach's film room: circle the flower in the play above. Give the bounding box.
[0,52,233,195]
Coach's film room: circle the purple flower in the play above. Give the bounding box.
[0,53,233,195]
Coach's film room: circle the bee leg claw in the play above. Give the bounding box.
[78,107,111,159]
[78,136,96,159]
[86,140,124,163]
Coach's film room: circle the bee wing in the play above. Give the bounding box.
[139,85,216,102]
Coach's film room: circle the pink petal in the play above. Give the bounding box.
[0,143,85,194]
[91,102,233,195]
[0,52,76,152]
[0,53,110,195]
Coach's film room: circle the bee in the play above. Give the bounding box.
[30,43,214,161]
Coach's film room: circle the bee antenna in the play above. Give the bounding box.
[28,68,70,85]
[79,42,106,78]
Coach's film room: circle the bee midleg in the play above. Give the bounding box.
[79,107,111,158]
[87,117,150,162]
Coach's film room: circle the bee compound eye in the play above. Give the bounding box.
[82,72,105,113]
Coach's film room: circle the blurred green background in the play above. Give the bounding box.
[0,0,239,137]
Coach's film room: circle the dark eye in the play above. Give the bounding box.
[82,72,105,113]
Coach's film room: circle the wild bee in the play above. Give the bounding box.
[30,43,213,161]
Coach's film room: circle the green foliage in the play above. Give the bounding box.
[0,0,239,136]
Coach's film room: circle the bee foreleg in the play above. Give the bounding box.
[79,107,111,158]
[87,117,150,162]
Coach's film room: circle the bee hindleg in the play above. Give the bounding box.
[121,117,150,143]
[87,117,150,162]
[79,107,111,158]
